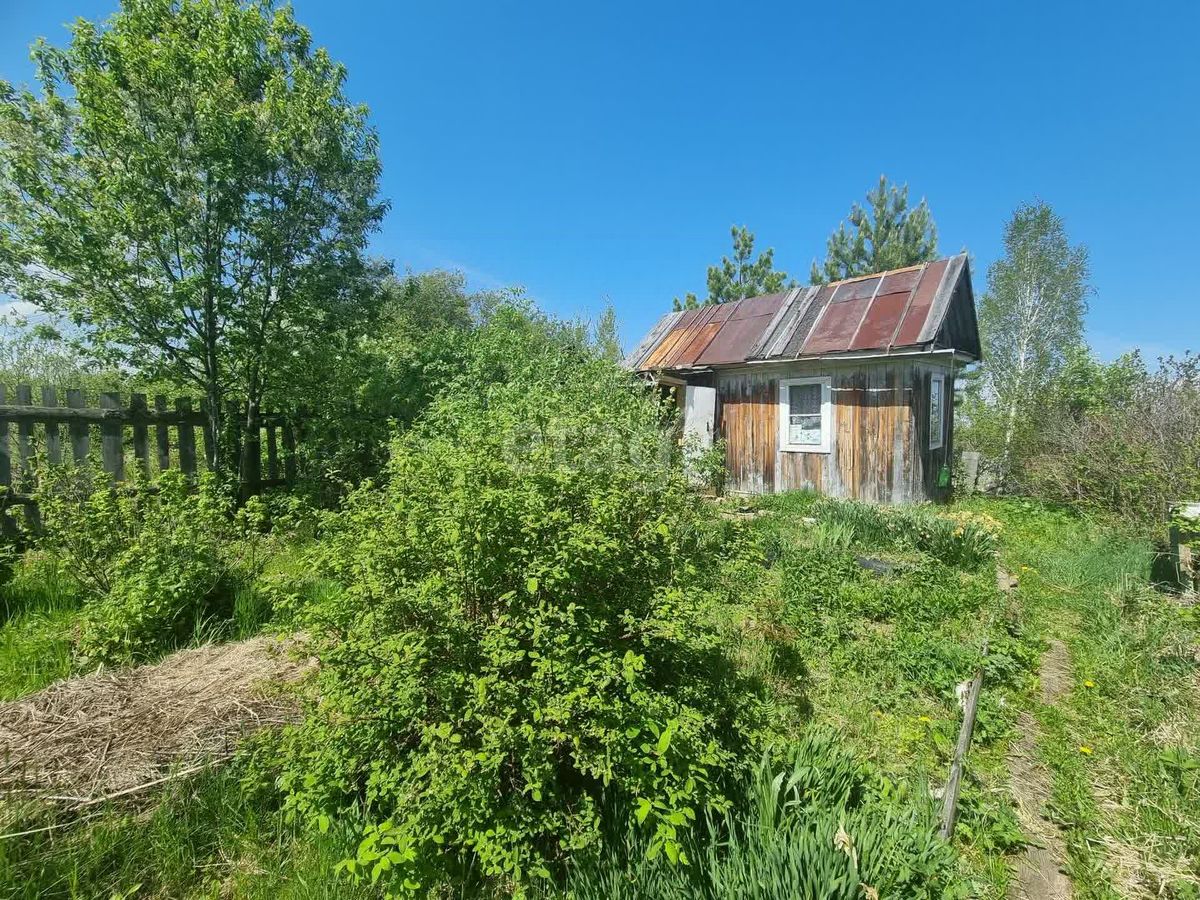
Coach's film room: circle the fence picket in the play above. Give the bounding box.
[283,421,297,483]
[266,425,279,481]
[41,387,62,465]
[66,389,89,464]
[155,395,171,473]
[15,385,34,490]
[130,393,150,476]
[99,392,124,482]
[176,397,197,478]
[0,386,10,488]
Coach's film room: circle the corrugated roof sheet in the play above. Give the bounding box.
[626,253,976,372]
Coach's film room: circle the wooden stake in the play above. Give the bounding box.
[939,641,988,840]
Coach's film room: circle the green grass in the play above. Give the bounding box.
[0,766,378,900]
[718,496,1037,897]
[0,557,82,700]
[959,497,1200,898]
[4,495,1196,898]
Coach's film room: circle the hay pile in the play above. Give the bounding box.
[0,635,313,807]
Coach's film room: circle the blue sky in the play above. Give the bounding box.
[3,0,1197,359]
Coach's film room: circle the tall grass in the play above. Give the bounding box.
[959,497,1199,898]
[0,557,81,700]
[0,766,378,900]
[560,732,962,899]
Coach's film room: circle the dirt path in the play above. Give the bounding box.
[1003,564,1074,900]
[0,635,313,807]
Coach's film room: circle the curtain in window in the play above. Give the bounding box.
[788,383,822,445]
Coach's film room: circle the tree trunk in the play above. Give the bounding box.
[239,366,264,503]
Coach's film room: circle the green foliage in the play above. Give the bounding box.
[963,497,1200,896]
[257,306,765,893]
[674,225,791,309]
[0,553,80,699]
[0,0,385,476]
[1022,352,1200,526]
[289,268,509,498]
[962,200,1090,487]
[35,469,258,663]
[810,175,938,283]
[0,764,375,900]
[807,497,999,572]
[683,435,728,496]
[562,730,966,899]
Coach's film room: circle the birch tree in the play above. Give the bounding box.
[0,0,385,478]
[977,201,1089,484]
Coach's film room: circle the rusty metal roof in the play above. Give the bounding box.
[625,254,978,372]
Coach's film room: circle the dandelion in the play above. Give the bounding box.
[1083,679,1096,689]
[1079,745,1093,755]
[918,715,933,724]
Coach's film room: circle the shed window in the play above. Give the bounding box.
[929,373,945,450]
[779,376,832,454]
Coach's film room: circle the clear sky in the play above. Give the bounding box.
[3,0,1197,359]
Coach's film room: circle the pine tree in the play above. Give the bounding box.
[674,225,791,309]
[811,176,938,283]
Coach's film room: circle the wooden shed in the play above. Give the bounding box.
[626,254,981,503]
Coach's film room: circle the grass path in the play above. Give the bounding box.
[962,499,1200,899]
[1007,635,1073,899]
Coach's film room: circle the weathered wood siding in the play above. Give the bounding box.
[716,371,776,493]
[715,358,955,503]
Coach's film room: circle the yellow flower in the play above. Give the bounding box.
[1078,745,1093,755]
[918,715,933,724]
[1083,680,1096,689]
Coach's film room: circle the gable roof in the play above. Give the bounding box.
[625,253,980,373]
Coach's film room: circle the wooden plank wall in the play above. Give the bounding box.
[716,358,955,503]
[716,371,776,494]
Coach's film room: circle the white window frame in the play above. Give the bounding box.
[778,376,833,454]
[929,372,945,450]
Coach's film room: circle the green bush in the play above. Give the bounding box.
[259,308,766,894]
[561,729,966,900]
[36,469,254,663]
[809,497,999,571]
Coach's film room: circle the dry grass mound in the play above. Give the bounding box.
[0,635,313,809]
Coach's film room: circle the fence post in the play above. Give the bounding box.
[154,395,171,473]
[130,393,150,477]
[42,387,62,466]
[266,425,279,481]
[99,392,124,483]
[176,397,197,478]
[66,389,90,465]
[240,403,262,502]
[15,385,34,490]
[282,419,297,484]
[0,385,10,490]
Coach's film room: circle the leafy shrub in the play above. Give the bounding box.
[682,434,727,496]
[260,308,767,894]
[809,497,999,571]
[997,351,1200,527]
[561,729,966,900]
[36,469,253,663]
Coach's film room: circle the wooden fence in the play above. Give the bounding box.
[0,384,298,507]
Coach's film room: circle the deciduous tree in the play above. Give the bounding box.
[0,0,386,478]
[974,201,1089,483]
